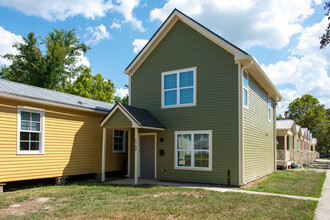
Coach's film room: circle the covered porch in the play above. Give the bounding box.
[100,103,165,184]
[276,130,292,169]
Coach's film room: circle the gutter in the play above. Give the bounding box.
[236,55,282,102]
[0,92,110,114]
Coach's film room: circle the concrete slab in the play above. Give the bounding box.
[315,163,330,220]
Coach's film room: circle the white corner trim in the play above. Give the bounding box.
[17,106,45,155]
[174,130,212,172]
[128,75,131,105]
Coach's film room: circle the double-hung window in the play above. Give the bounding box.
[18,107,44,154]
[162,67,196,108]
[268,95,271,122]
[113,130,127,153]
[175,130,212,171]
[243,71,249,108]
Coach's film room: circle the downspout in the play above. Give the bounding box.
[239,61,253,185]
[274,103,278,171]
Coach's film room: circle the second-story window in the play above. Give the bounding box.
[243,71,248,108]
[162,67,196,108]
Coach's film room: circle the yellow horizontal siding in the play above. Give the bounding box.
[0,98,126,183]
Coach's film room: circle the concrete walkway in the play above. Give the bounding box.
[315,163,330,220]
[107,178,319,201]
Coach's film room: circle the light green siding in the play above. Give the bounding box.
[103,110,132,128]
[243,75,275,183]
[130,20,240,185]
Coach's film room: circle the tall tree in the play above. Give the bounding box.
[285,94,327,132]
[66,67,115,103]
[277,115,285,120]
[320,1,330,48]
[0,29,89,90]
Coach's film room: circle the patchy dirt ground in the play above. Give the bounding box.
[241,175,270,189]
[0,197,69,217]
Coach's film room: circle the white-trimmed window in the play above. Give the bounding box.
[17,107,45,154]
[268,95,271,122]
[113,130,127,153]
[162,67,196,108]
[243,71,249,108]
[175,130,212,171]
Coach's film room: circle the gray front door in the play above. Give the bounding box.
[140,135,155,178]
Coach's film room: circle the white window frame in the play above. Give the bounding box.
[161,67,197,109]
[113,129,126,153]
[268,95,271,122]
[243,71,249,109]
[17,106,45,155]
[174,130,212,171]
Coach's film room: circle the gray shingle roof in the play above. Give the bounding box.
[276,120,295,130]
[0,79,114,112]
[120,103,165,129]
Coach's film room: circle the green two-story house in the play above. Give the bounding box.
[101,9,282,186]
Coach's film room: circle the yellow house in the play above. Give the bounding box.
[0,79,127,185]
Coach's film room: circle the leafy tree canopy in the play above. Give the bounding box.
[66,68,115,103]
[284,94,327,132]
[277,115,285,120]
[0,29,89,91]
[320,1,330,48]
[0,29,118,103]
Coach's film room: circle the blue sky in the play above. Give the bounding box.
[0,0,329,113]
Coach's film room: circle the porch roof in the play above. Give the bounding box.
[100,103,165,130]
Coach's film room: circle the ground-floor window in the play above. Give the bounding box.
[113,130,127,153]
[17,107,45,154]
[175,130,212,171]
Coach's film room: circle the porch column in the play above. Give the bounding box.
[134,127,139,185]
[284,134,287,168]
[102,128,106,182]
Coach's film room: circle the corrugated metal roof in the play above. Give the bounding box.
[0,79,114,112]
[276,120,295,130]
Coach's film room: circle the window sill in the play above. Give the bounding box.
[17,151,44,155]
[162,103,196,109]
[113,151,126,153]
[174,167,212,171]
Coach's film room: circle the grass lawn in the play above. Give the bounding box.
[244,170,326,198]
[0,183,318,219]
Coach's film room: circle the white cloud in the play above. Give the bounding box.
[150,0,317,49]
[262,16,330,109]
[110,21,121,30]
[0,0,113,21]
[0,0,144,31]
[85,24,110,45]
[132,39,148,54]
[75,50,90,67]
[113,0,145,32]
[0,26,23,68]
[115,87,128,98]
